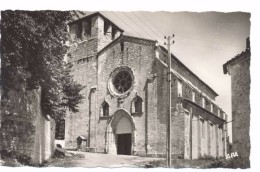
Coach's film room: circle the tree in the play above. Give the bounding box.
[1,10,84,120]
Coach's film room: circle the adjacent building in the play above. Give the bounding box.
[223,38,251,168]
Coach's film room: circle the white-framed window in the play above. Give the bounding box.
[192,91,195,102]
[202,97,205,108]
[177,80,182,97]
[210,104,213,113]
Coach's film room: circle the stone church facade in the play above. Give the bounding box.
[64,12,227,159]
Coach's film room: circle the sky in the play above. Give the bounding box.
[79,11,251,138]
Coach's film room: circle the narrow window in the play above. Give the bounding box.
[220,111,223,119]
[87,19,91,36]
[192,91,195,102]
[112,27,116,40]
[135,96,143,113]
[76,22,82,39]
[177,80,182,97]
[69,25,75,40]
[201,119,205,138]
[82,19,91,39]
[120,41,124,52]
[210,104,213,113]
[202,97,205,108]
[132,96,143,114]
[101,101,109,117]
[104,21,109,35]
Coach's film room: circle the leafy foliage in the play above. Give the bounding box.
[1,149,32,166]
[1,10,84,120]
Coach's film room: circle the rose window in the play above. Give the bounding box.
[108,66,134,97]
[112,71,133,94]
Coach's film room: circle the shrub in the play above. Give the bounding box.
[0,149,32,166]
[199,155,215,160]
[208,158,233,168]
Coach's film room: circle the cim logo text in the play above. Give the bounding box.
[226,152,239,159]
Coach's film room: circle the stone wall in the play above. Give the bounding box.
[181,99,226,159]
[224,50,250,168]
[64,53,98,148]
[154,59,186,158]
[96,36,156,155]
[157,46,225,121]
[65,14,122,149]
[157,48,217,100]
[0,89,55,164]
[156,45,227,159]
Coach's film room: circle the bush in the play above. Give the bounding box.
[199,155,215,160]
[16,154,32,165]
[0,149,32,166]
[53,148,65,158]
[208,158,233,168]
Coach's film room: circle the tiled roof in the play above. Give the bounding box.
[223,49,250,74]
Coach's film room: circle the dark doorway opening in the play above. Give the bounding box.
[117,133,132,155]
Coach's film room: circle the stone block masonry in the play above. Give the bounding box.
[230,55,250,168]
[223,42,250,168]
[191,115,198,159]
[65,12,123,149]
[0,88,56,164]
[65,12,227,159]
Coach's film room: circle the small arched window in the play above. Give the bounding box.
[131,95,143,115]
[101,101,109,117]
[120,41,124,52]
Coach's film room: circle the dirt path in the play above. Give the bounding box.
[65,151,165,167]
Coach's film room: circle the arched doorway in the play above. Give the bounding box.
[105,109,135,155]
[116,116,132,155]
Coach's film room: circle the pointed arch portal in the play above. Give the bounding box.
[105,109,136,155]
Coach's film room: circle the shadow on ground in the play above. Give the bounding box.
[41,151,234,168]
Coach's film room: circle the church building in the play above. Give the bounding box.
[62,12,227,159]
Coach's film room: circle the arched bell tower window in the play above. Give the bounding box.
[101,101,109,117]
[131,95,143,115]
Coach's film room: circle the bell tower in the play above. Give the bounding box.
[68,12,123,54]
